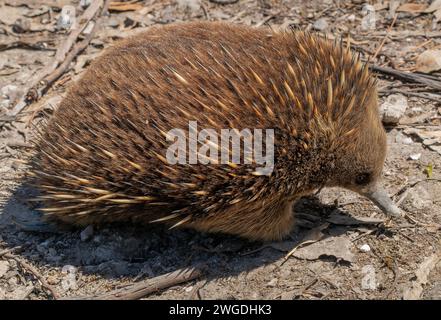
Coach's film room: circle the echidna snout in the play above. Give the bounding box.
[326,96,402,217]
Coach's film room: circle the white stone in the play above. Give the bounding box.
[57,5,76,30]
[313,18,328,31]
[380,94,408,124]
[408,153,421,160]
[61,265,78,291]
[359,244,371,252]
[361,265,377,290]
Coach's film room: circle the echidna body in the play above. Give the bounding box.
[31,22,400,241]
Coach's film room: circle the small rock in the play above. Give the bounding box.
[408,153,421,161]
[380,94,408,124]
[46,275,59,285]
[80,225,94,241]
[61,265,78,291]
[0,261,10,278]
[12,18,31,33]
[402,186,433,211]
[266,278,278,287]
[361,265,377,290]
[347,14,356,22]
[395,132,413,145]
[1,99,10,109]
[185,286,193,292]
[313,18,328,31]
[107,17,121,28]
[361,4,376,30]
[1,85,18,100]
[416,49,441,73]
[407,107,423,116]
[359,244,371,252]
[57,5,76,30]
[177,0,201,13]
[79,0,92,9]
[8,276,18,287]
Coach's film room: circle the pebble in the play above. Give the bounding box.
[46,275,59,285]
[313,18,328,31]
[395,132,413,145]
[380,94,408,124]
[359,244,371,252]
[266,278,278,287]
[61,265,78,291]
[177,0,201,12]
[1,99,10,109]
[107,17,121,28]
[1,85,18,100]
[80,225,94,242]
[407,107,423,116]
[408,153,421,161]
[57,5,76,30]
[361,265,377,290]
[403,186,433,211]
[79,0,92,9]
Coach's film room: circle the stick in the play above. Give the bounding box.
[26,20,100,103]
[371,65,441,90]
[2,252,60,299]
[0,40,56,51]
[64,266,203,300]
[372,14,398,61]
[378,88,441,102]
[8,0,109,117]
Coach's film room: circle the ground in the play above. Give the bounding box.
[0,0,441,300]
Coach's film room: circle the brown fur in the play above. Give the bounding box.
[31,22,386,241]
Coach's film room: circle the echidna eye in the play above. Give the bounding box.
[355,172,371,185]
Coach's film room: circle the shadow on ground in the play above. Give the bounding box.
[0,179,378,296]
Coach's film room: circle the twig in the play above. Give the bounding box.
[378,88,441,102]
[0,246,22,257]
[0,40,55,51]
[255,11,280,28]
[64,266,203,300]
[371,65,441,91]
[281,223,329,265]
[372,14,398,61]
[209,0,239,4]
[8,0,109,117]
[2,252,60,299]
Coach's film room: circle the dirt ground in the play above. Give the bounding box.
[0,0,441,300]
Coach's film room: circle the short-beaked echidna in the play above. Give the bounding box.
[31,21,401,241]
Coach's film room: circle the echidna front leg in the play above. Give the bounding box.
[293,212,321,229]
[187,199,296,242]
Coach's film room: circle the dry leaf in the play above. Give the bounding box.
[415,49,441,73]
[397,3,428,13]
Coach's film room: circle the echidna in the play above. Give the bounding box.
[31,21,401,241]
